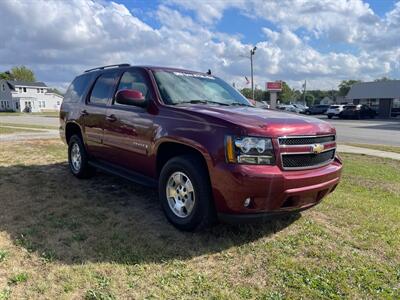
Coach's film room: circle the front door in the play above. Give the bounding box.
[103,68,156,177]
[83,71,120,159]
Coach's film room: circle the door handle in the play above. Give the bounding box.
[106,114,117,122]
[81,109,89,116]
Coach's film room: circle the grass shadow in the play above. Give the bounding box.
[0,162,299,265]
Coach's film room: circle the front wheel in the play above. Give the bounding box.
[159,155,215,231]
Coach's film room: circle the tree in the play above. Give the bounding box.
[374,77,391,82]
[279,82,296,103]
[338,80,360,96]
[1,66,36,82]
[47,88,64,96]
[10,66,36,82]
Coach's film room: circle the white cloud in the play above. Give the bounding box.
[0,0,398,91]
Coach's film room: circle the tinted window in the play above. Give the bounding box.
[63,74,92,103]
[89,72,119,105]
[116,70,152,101]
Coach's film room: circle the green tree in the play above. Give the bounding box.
[279,82,296,103]
[374,77,391,82]
[47,88,64,96]
[0,71,12,80]
[338,80,360,96]
[10,66,36,82]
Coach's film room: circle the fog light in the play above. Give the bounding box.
[244,197,251,207]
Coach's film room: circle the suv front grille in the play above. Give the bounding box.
[282,149,335,169]
[279,135,335,146]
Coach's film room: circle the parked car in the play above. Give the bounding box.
[60,64,342,231]
[292,103,308,114]
[305,105,330,115]
[277,104,302,113]
[339,104,377,119]
[326,104,345,119]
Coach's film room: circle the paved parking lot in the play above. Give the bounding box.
[316,116,400,146]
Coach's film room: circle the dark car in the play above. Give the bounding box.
[339,104,377,119]
[60,64,342,231]
[305,105,330,115]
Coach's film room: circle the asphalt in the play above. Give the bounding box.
[315,116,400,146]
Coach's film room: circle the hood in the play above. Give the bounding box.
[175,105,336,137]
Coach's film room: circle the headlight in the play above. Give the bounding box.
[226,136,275,165]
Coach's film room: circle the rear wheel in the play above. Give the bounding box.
[68,135,95,178]
[327,114,333,119]
[159,155,215,231]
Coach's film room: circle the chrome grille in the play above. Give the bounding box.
[279,135,335,146]
[282,149,335,169]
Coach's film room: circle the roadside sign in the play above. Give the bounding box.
[266,82,282,92]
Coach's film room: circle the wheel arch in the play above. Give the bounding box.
[65,121,83,144]
[155,139,212,178]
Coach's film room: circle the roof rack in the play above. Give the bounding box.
[84,63,131,73]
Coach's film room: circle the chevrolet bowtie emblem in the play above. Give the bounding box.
[312,144,324,154]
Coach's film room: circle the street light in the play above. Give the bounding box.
[240,46,257,100]
[250,46,257,101]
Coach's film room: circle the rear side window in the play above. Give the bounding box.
[63,74,92,103]
[89,72,119,105]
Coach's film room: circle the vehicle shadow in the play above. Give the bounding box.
[0,162,299,265]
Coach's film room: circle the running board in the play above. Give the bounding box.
[88,160,157,188]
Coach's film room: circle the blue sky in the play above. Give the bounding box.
[0,0,399,90]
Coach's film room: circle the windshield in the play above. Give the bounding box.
[153,70,252,106]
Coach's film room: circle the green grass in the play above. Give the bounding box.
[0,112,59,117]
[8,273,28,285]
[0,126,44,134]
[344,143,400,154]
[0,123,57,130]
[0,140,398,299]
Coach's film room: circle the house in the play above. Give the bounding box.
[319,96,334,105]
[0,80,63,112]
[346,80,400,118]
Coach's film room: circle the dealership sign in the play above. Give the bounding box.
[266,82,282,92]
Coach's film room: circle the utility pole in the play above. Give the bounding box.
[240,47,257,100]
[302,80,307,104]
[250,46,257,100]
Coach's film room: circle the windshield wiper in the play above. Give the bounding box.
[173,100,230,106]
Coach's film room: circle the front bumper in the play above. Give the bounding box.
[210,157,342,217]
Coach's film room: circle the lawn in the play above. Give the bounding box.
[0,123,57,130]
[0,126,44,135]
[0,140,399,299]
[344,143,400,155]
[0,112,59,118]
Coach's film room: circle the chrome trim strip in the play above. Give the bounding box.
[280,147,335,155]
[278,134,336,147]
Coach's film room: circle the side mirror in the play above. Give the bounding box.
[115,89,146,107]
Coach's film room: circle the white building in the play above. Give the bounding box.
[0,80,63,112]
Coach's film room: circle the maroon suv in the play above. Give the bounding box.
[60,64,342,231]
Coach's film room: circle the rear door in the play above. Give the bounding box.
[102,68,156,176]
[83,71,120,159]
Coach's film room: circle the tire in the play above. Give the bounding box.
[327,115,333,119]
[159,155,216,231]
[68,134,95,178]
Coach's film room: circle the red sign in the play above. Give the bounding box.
[266,82,282,91]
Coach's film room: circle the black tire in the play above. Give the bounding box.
[68,134,95,178]
[327,115,333,119]
[159,155,216,231]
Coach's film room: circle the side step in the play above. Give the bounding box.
[88,160,157,188]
